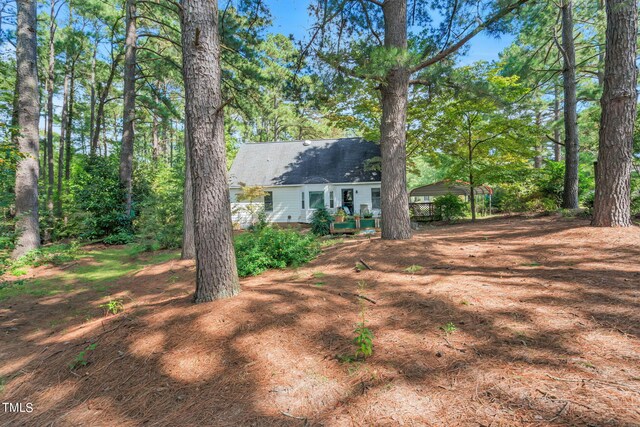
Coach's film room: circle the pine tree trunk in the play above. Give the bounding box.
[592,0,637,227]
[379,0,411,240]
[56,70,69,216]
[560,0,579,209]
[65,60,75,182]
[120,0,137,218]
[534,112,543,168]
[13,0,40,259]
[92,52,120,155]
[181,124,195,260]
[553,82,562,162]
[89,46,97,151]
[45,0,56,215]
[181,0,239,301]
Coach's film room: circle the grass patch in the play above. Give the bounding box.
[521,262,541,267]
[312,271,326,279]
[0,246,179,301]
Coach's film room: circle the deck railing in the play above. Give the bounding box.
[409,202,435,221]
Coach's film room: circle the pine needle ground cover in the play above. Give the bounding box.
[1,216,639,426]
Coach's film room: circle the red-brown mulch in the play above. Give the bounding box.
[1,216,639,426]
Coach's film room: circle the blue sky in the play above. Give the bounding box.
[265,0,514,65]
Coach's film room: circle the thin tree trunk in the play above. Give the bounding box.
[152,98,159,161]
[467,122,476,222]
[181,124,195,259]
[56,69,68,216]
[120,0,137,218]
[379,0,411,240]
[553,82,562,162]
[592,0,637,227]
[65,60,75,182]
[91,53,120,155]
[89,45,97,149]
[181,0,239,301]
[13,0,40,258]
[45,0,56,216]
[560,0,579,209]
[534,111,543,168]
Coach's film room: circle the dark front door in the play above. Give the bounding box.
[342,189,354,215]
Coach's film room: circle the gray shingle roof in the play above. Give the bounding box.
[228,138,381,187]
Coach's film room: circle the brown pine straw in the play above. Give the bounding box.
[1,215,639,426]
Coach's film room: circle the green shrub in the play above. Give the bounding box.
[135,164,184,249]
[433,193,468,222]
[12,243,80,268]
[311,207,333,236]
[234,227,320,277]
[103,232,135,245]
[65,155,131,240]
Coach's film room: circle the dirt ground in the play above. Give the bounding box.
[1,216,639,426]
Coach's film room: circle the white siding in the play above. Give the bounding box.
[230,186,303,228]
[229,182,382,227]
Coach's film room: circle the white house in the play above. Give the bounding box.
[228,138,381,227]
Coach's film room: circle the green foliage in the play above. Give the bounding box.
[66,155,131,240]
[69,343,98,370]
[440,322,458,334]
[234,227,320,277]
[353,281,373,360]
[103,232,135,245]
[433,194,468,222]
[135,164,184,249]
[493,161,595,213]
[12,243,80,268]
[99,299,124,315]
[354,323,374,359]
[311,207,333,236]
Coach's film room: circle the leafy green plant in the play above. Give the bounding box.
[135,163,184,249]
[103,232,135,245]
[311,207,333,236]
[99,299,124,315]
[69,343,98,370]
[440,322,458,334]
[433,193,468,222]
[353,281,374,360]
[234,227,320,277]
[11,243,80,269]
[65,155,132,240]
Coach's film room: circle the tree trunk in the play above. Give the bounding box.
[45,0,56,215]
[13,0,40,258]
[120,0,137,218]
[89,45,97,150]
[152,99,159,161]
[553,82,562,162]
[56,69,69,216]
[181,125,195,259]
[534,111,543,168]
[592,0,637,227]
[92,53,120,155]
[379,0,411,240]
[181,0,239,301]
[65,60,75,182]
[560,0,579,209]
[468,131,476,222]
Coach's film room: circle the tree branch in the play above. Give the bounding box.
[410,0,531,74]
